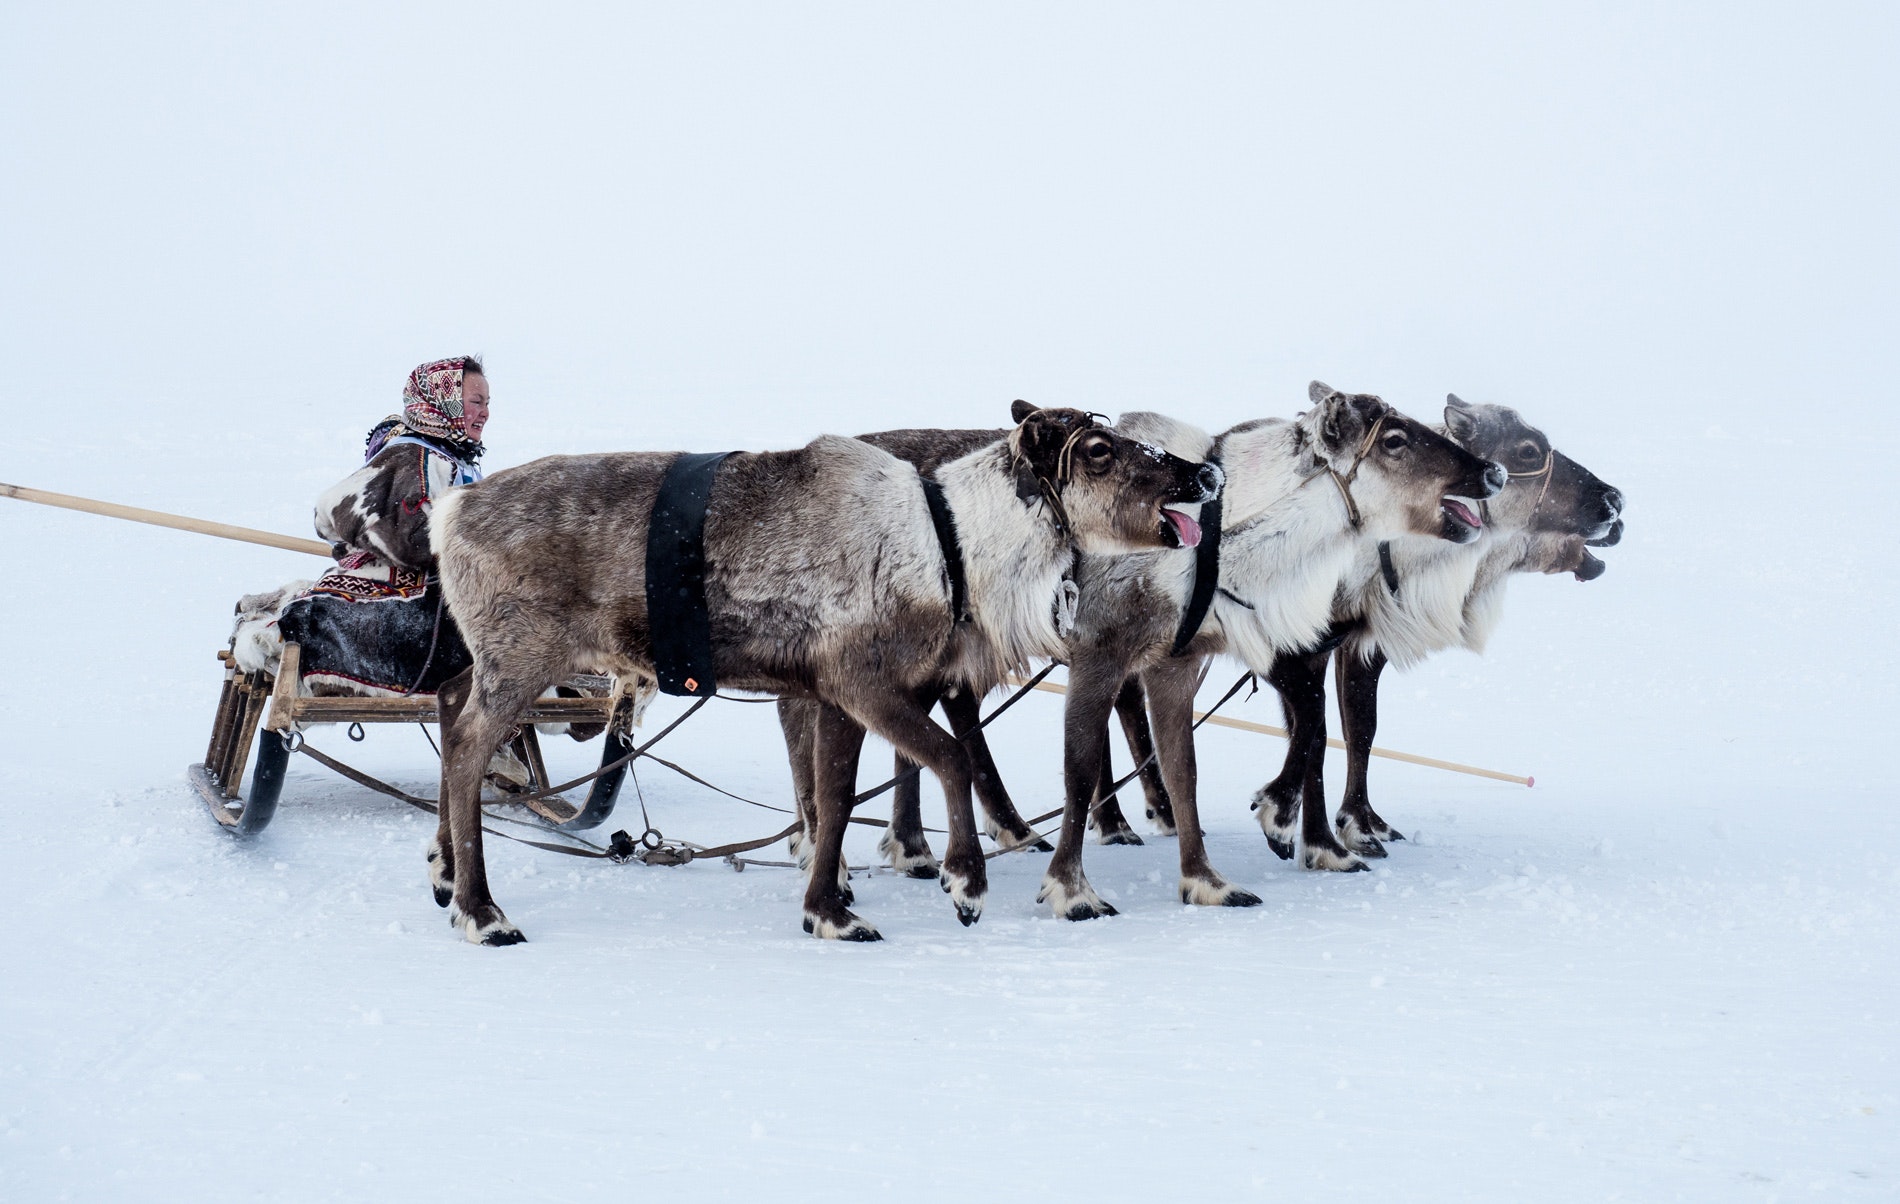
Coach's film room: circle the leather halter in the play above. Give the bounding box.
[1023,417,1110,538]
[1304,412,1390,531]
[1479,447,1554,526]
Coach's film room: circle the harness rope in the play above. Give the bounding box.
[994,669,1256,857]
[285,661,1062,868]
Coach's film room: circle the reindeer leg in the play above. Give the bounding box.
[940,688,1049,853]
[1114,676,1176,835]
[802,702,878,940]
[877,684,943,878]
[1089,737,1144,846]
[428,671,470,909]
[440,663,556,944]
[882,747,941,878]
[1252,651,1323,861]
[1146,657,1259,907]
[1335,648,1401,854]
[1039,659,1122,921]
[777,696,852,900]
[845,684,986,926]
[1295,657,1365,874]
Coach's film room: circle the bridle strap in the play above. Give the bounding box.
[1027,418,1109,538]
[1485,448,1555,525]
[1511,448,1556,517]
[1305,413,1389,531]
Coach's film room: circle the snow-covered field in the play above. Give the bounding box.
[4,4,1897,1201]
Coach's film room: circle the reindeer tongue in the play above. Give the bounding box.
[1164,507,1203,548]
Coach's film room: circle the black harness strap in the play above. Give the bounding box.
[1378,540,1401,597]
[921,478,969,625]
[646,451,734,697]
[1168,490,1222,658]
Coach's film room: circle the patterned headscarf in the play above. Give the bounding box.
[401,357,475,444]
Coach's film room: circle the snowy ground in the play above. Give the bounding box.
[3,412,1895,1202]
[5,4,1898,1201]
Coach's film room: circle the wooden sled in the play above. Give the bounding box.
[190,642,643,837]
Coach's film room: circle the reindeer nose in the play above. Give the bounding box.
[1194,462,1225,501]
[1602,486,1625,517]
[1482,462,1506,497]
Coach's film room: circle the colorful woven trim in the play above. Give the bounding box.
[304,551,430,604]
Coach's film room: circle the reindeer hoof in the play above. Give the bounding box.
[449,903,525,946]
[1037,874,1117,921]
[1095,827,1144,847]
[988,826,1052,855]
[1336,814,1391,857]
[1301,846,1369,873]
[878,830,941,879]
[1179,876,1261,908]
[1145,810,1179,837]
[939,861,987,926]
[802,909,882,942]
[426,842,454,908]
[1265,835,1296,861]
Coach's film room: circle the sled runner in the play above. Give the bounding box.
[190,642,645,837]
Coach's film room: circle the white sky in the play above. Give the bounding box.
[4,2,1894,455]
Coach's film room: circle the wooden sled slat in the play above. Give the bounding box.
[200,643,636,836]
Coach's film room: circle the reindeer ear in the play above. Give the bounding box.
[1318,390,1376,452]
[1309,380,1339,406]
[1011,406,1087,477]
[1010,399,1038,424]
[1444,395,1480,444]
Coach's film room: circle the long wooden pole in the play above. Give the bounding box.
[1011,676,1533,787]
[0,482,333,558]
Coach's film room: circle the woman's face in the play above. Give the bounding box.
[461,371,490,442]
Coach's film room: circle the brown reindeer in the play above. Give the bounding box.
[426,403,1220,944]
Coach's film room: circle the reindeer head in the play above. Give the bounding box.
[1008,400,1223,553]
[1444,395,1626,580]
[1301,382,1504,544]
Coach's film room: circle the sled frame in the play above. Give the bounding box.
[190,643,640,837]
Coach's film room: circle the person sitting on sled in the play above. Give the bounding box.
[275,357,488,696]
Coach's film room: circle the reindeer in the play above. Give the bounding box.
[1040,383,1505,917]
[778,425,1165,883]
[1247,397,1624,866]
[426,403,1220,944]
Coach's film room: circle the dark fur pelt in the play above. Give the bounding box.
[277,584,472,696]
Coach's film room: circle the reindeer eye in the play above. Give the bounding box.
[1083,437,1113,464]
[1517,441,1542,463]
[1381,431,1409,453]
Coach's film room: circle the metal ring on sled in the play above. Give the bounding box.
[192,643,637,836]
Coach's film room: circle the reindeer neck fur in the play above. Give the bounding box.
[1346,418,1552,665]
[1201,419,1366,671]
[1456,528,1550,653]
[1341,533,1491,669]
[935,439,1076,679]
